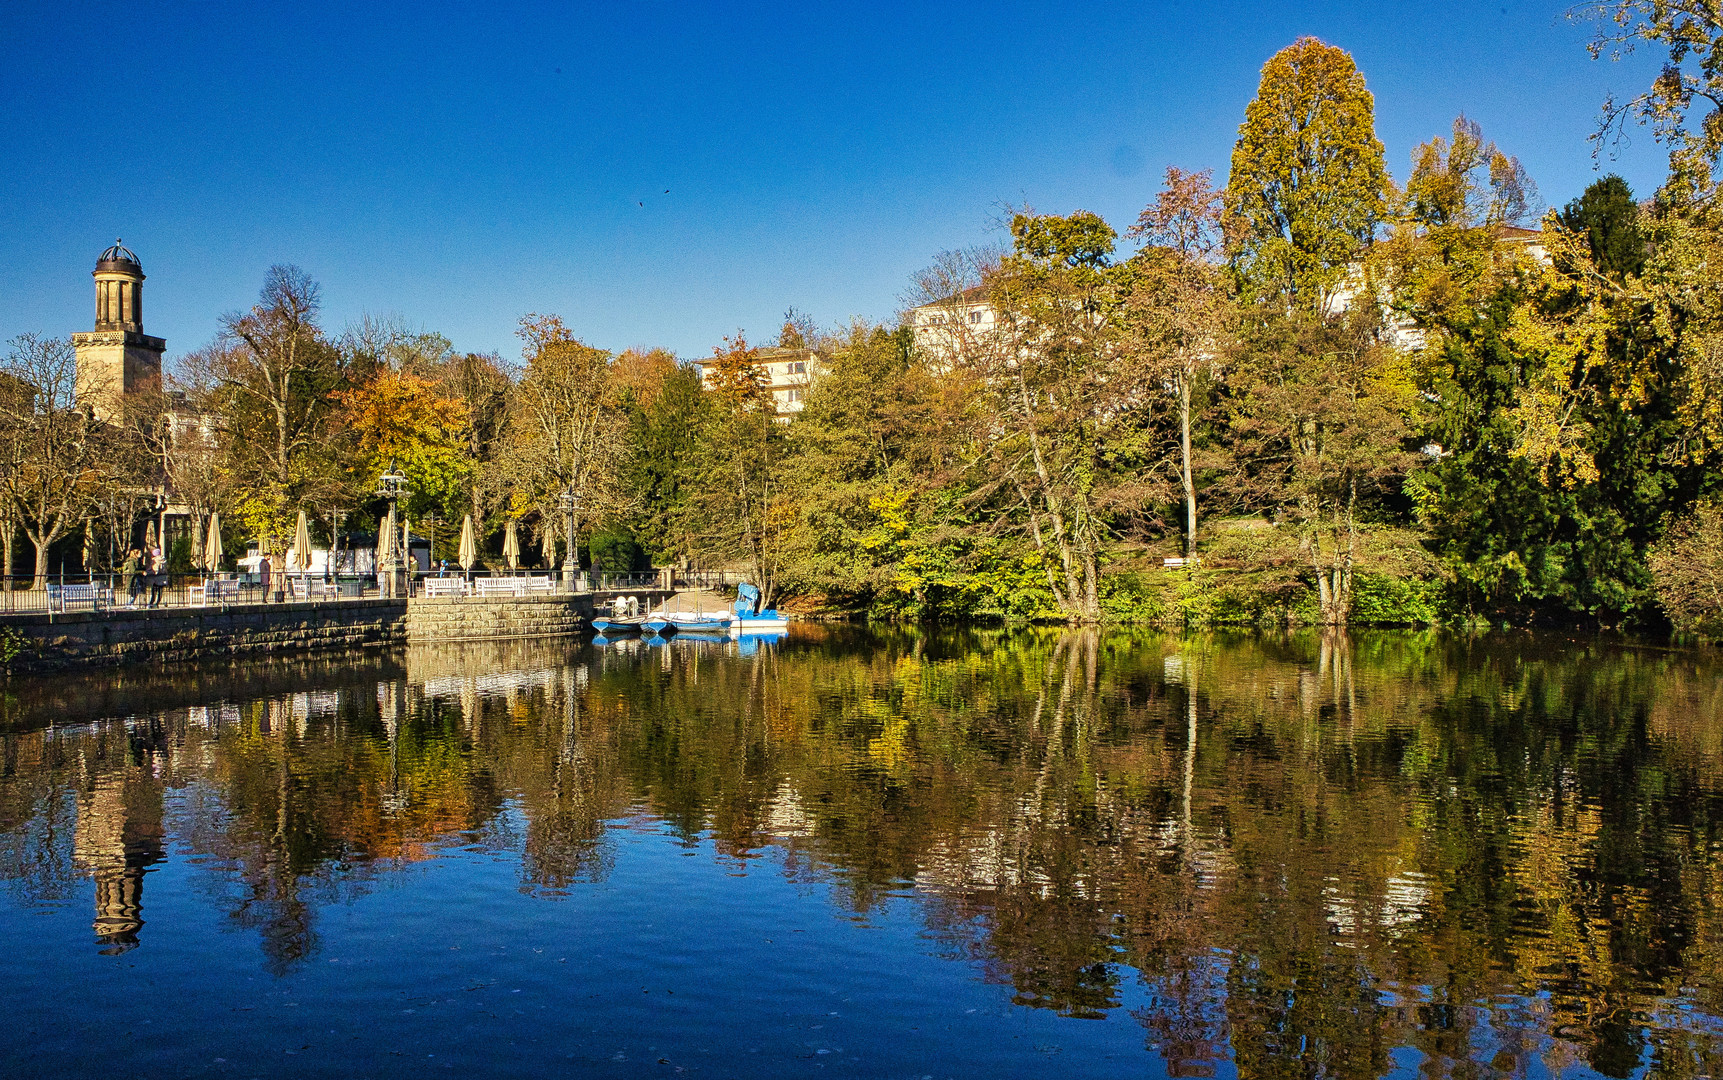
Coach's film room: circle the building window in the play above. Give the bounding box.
[969,310,983,324]
[790,362,805,374]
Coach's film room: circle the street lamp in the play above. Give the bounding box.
[377,469,409,598]
[557,488,582,591]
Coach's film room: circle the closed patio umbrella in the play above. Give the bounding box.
[203,513,223,572]
[377,508,395,566]
[458,514,477,575]
[540,522,556,569]
[291,510,312,572]
[502,519,520,571]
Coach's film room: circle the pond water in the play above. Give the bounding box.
[1,628,1720,1079]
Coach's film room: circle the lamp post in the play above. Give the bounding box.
[558,488,583,592]
[377,469,409,599]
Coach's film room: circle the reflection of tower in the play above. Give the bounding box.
[72,768,166,954]
[70,241,166,423]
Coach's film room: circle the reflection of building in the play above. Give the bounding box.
[694,346,821,415]
[71,242,165,424]
[72,767,166,954]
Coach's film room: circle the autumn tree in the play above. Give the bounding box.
[1225,37,1390,313]
[1126,167,1234,557]
[499,315,630,564]
[1648,500,1723,634]
[185,265,347,541]
[0,334,113,586]
[333,368,472,522]
[1578,0,1723,199]
[981,210,1134,622]
[1227,314,1423,624]
[685,333,788,603]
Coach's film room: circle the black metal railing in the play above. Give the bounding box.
[0,572,383,614]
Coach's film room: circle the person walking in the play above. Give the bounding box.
[147,545,165,607]
[122,549,144,607]
[259,552,272,602]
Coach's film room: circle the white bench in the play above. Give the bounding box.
[1162,557,1201,569]
[189,579,242,606]
[286,578,339,600]
[474,577,525,597]
[47,583,110,613]
[421,578,468,598]
[523,576,560,595]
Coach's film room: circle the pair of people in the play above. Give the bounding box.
[121,546,166,607]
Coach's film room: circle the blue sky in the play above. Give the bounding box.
[0,1,1674,367]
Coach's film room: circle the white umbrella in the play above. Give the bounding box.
[458,514,477,574]
[377,508,395,566]
[540,521,556,568]
[502,519,520,571]
[291,510,312,571]
[203,513,223,572]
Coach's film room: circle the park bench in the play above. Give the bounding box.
[47,583,111,613]
[474,577,526,597]
[420,578,468,599]
[286,578,338,600]
[189,579,242,606]
[1162,557,1201,569]
[523,576,560,595]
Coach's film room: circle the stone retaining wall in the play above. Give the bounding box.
[402,595,594,642]
[0,588,688,673]
[1,599,408,673]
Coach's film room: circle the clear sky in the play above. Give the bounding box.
[0,1,1675,368]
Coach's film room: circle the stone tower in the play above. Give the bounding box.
[71,240,165,422]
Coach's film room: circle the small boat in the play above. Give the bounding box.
[670,614,730,632]
[730,612,790,633]
[728,582,789,633]
[591,616,644,634]
[642,616,676,635]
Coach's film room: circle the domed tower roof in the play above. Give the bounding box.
[95,240,141,275]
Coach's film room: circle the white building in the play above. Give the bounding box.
[693,345,821,416]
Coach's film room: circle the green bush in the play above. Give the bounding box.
[588,530,648,573]
[1349,571,1441,625]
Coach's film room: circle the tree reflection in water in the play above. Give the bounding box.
[0,628,1719,1077]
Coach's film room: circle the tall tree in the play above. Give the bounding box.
[1224,37,1390,313]
[499,315,629,561]
[0,334,113,586]
[332,368,472,523]
[983,210,1132,622]
[1579,0,1723,198]
[1228,315,1422,624]
[185,266,345,541]
[1558,174,1646,278]
[1127,167,1234,557]
[685,334,788,604]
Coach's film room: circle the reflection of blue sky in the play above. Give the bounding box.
[0,816,1155,1077]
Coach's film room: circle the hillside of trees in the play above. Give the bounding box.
[9,7,1723,631]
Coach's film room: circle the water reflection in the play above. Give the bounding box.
[1,628,1721,1077]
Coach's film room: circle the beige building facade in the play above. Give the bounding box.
[694,345,821,416]
[71,241,164,421]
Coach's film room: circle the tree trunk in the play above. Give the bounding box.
[1179,367,1197,557]
[31,535,50,592]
